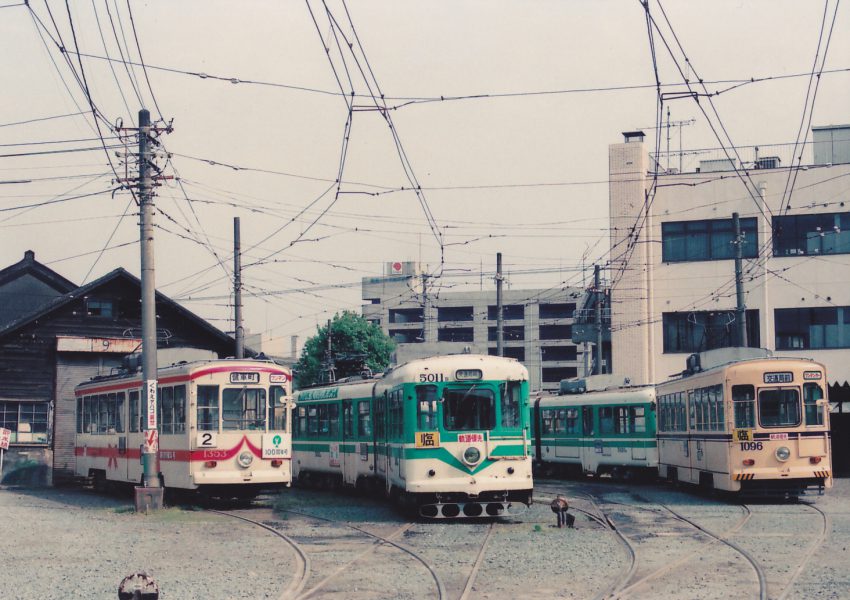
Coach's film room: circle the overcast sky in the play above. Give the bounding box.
[1,0,848,351]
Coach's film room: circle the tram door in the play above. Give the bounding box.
[579,406,598,474]
[341,400,357,486]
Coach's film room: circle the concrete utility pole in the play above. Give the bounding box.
[496,252,504,356]
[234,217,244,359]
[733,212,748,347]
[324,319,336,384]
[594,265,604,375]
[136,108,163,511]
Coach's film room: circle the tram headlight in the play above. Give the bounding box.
[775,446,791,462]
[237,451,254,468]
[463,446,481,466]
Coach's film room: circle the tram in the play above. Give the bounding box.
[293,354,534,518]
[74,358,293,498]
[656,354,832,495]
[532,385,658,479]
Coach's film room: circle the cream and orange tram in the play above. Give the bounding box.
[656,353,832,495]
[74,359,293,498]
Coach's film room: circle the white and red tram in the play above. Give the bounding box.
[74,359,293,498]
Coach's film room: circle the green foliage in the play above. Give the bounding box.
[294,311,395,388]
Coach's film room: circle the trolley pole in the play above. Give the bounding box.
[136,108,163,512]
[496,252,504,357]
[234,217,244,359]
[733,212,748,347]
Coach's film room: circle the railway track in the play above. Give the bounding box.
[774,500,829,600]
[280,508,447,600]
[209,508,311,600]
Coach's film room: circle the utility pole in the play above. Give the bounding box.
[496,253,504,357]
[594,265,604,375]
[324,319,336,384]
[136,108,163,511]
[234,217,244,359]
[733,212,748,347]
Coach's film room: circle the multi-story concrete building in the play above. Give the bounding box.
[361,262,586,392]
[608,125,850,402]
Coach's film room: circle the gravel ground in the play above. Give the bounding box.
[0,479,847,599]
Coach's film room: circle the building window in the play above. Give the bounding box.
[773,212,850,256]
[438,306,474,322]
[438,327,474,342]
[542,367,577,383]
[539,324,571,340]
[86,298,114,317]
[389,308,423,324]
[487,326,524,341]
[662,218,757,262]
[389,329,424,344]
[541,346,577,362]
[775,307,850,349]
[662,310,760,353]
[539,303,576,319]
[0,402,49,444]
[488,347,525,361]
[487,305,525,320]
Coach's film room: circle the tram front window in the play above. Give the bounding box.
[443,386,495,431]
[733,385,755,428]
[803,383,825,426]
[223,387,267,430]
[758,388,801,427]
[197,385,219,431]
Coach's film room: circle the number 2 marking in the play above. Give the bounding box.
[200,433,213,447]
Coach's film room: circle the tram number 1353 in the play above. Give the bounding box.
[740,442,764,451]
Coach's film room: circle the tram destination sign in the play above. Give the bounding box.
[763,372,793,384]
[230,372,260,384]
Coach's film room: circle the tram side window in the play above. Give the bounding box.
[343,401,353,437]
[541,409,554,434]
[733,385,755,428]
[390,391,404,438]
[688,390,696,430]
[554,409,567,434]
[500,381,521,428]
[115,393,125,433]
[173,386,185,433]
[307,406,318,435]
[416,385,439,430]
[76,398,83,433]
[197,385,219,431]
[159,387,174,435]
[223,387,267,430]
[297,406,307,435]
[329,403,340,437]
[565,408,580,434]
[358,400,371,437]
[129,390,140,432]
[599,407,615,434]
[804,383,825,426]
[616,406,645,434]
[759,388,801,427]
[83,396,95,433]
[374,395,386,439]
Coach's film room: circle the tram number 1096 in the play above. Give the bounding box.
[740,442,764,451]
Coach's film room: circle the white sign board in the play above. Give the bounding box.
[0,427,11,450]
[262,433,291,459]
[146,380,157,429]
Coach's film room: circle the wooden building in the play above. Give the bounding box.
[0,252,236,484]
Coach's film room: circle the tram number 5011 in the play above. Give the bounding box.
[740,442,763,451]
[419,373,446,383]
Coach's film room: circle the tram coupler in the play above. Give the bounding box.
[134,486,164,513]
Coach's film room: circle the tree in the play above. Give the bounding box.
[294,311,395,388]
